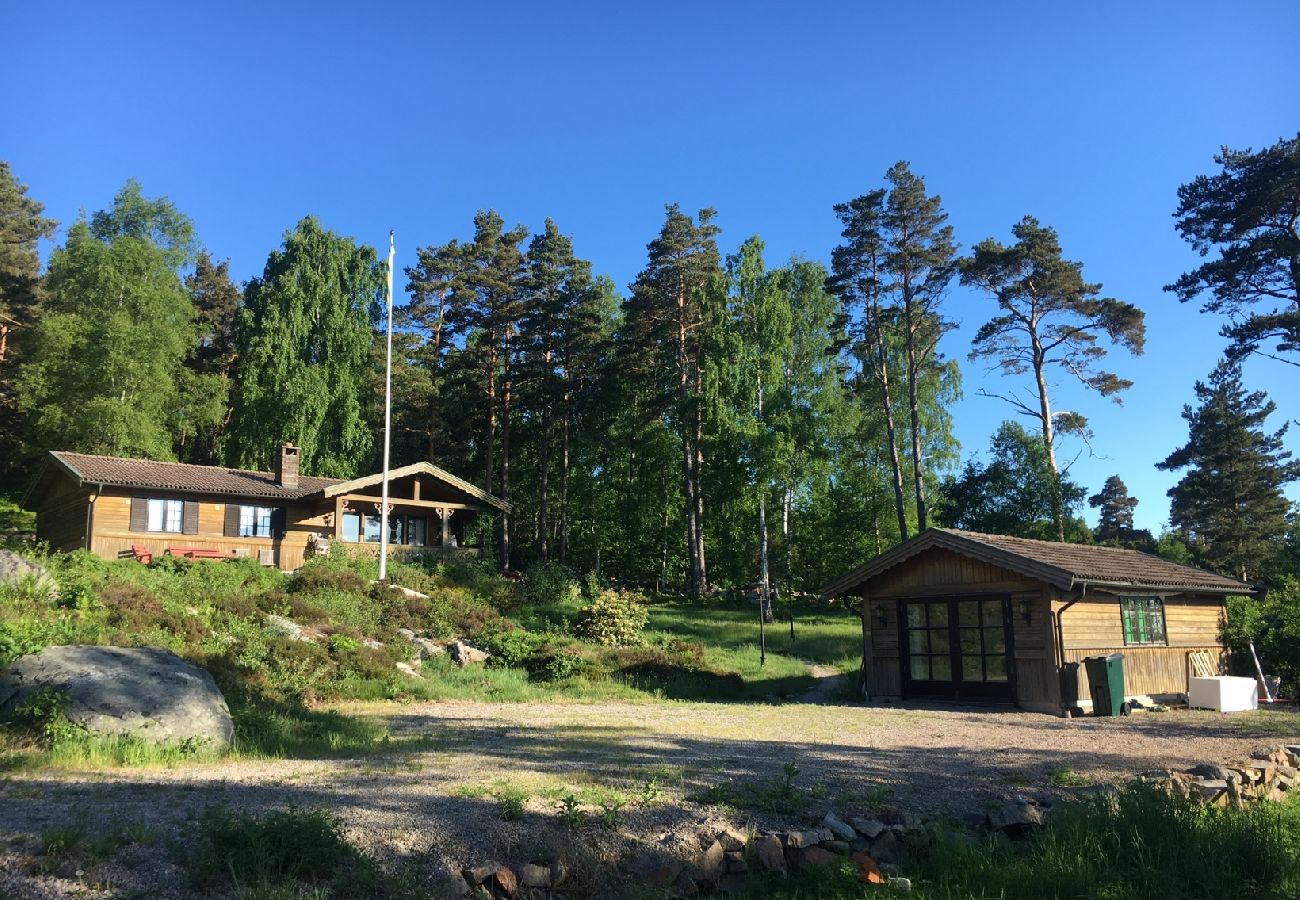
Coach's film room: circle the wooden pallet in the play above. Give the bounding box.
[1188,650,1219,679]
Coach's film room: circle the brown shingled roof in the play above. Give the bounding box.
[821,527,1252,598]
[45,451,342,500]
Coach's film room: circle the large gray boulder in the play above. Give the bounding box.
[0,646,234,749]
[0,549,56,598]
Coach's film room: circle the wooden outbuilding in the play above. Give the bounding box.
[821,528,1251,715]
[22,445,509,571]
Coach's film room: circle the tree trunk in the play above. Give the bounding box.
[873,316,910,542]
[499,330,512,569]
[1031,337,1064,541]
[903,296,928,531]
[678,287,702,596]
[559,388,571,565]
[694,384,708,595]
[537,348,552,563]
[484,336,497,496]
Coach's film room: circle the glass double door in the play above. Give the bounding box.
[901,595,1014,700]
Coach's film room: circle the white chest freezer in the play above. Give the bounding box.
[1188,676,1259,712]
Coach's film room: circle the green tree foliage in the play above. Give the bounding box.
[227,216,384,477]
[961,216,1145,537]
[936,421,1088,541]
[1225,578,1300,695]
[1088,475,1152,548]
[175,251,241,464]
[18,186,197,459]
[622,205,724,597]
[1156,359,1299,582]
[0,162,57,480]
[1167,135,1300,367]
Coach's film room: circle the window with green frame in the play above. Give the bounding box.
[1120,597,1167,646]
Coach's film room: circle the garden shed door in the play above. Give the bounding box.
[900,595,1015,701]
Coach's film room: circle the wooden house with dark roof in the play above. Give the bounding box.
[22,445,509,571]
[821,528,1252,715]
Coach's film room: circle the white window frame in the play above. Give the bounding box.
[239,505,274,538]
[147,498,185,533]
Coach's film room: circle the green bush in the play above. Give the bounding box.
[535,647,588,682]
[5,688,84,746]
[521,563,581,608]
[479,624,546,669]
[575,589,649,647]
[1227,579,1300,694]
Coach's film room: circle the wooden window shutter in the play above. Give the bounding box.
[224,504,242,537]
[129,497,148,532]
[182,501,200,535]
[272,507,287,538]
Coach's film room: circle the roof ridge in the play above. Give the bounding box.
[53,450,341,483]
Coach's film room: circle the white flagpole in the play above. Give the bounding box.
[379,230,395,582]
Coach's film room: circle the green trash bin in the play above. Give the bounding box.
[1084,653,1128,716]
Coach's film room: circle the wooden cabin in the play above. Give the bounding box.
[21,445,509,571]
[821,528,1251,715]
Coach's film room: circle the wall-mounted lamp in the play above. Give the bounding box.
[874,604,887,630]
[1018,597,1032,624]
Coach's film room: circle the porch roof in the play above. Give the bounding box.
[317,462,510,512]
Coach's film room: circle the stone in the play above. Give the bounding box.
[463,863,501,886]
[517,864,550,889]
[822,811,857,841]
[265,614,309,641]
[395,662,423,679]
[489,866,517,896]
[849,817,888,839]
[550,860,569,886]
[716,826,748,851]
[440,875,473,899]
[0,550,56,598]
[793,846,838,869]
[692,840,725,882]
[815,826,836,843]
[671,871,699,897]
[823,839,851,854]
[1189,763,1232,781]
[988,799,1045,835]
[888,876,914,891]
[959,812,988,832]
[755,834,786,874]
[412,637,446,660]
[1191,779,1229,800]
[723,851,747,873]
[851,851,885,885]
[0,645,234,749]
[784,829,821,849]
[869,830,900,865]
[362,638,384,650]
[1277,764,1298,780]
[451,641,489,666]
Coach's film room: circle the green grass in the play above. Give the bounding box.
[736,787,1300,900]
[0,495,35,539]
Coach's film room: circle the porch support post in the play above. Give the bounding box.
[413,479,421,502]
[860,590,874,701]
[334,496,344,539]
[441,507,450,549]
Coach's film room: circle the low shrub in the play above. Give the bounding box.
[534,646,588,682]
[521,563,581,608]
[574,589,649,647]
[479,624,546,670]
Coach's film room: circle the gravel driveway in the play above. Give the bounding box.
[2,699,1296,898]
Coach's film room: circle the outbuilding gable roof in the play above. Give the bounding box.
[821,527,1251,599]
[321,462,510,512]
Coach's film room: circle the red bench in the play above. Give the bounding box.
[166,546,238,561]
[130,544,153,564]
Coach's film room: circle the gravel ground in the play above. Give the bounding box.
[1,699,1296,898]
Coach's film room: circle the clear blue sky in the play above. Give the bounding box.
[6,1,1298,532]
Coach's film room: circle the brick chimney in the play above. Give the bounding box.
[276,443,300,489]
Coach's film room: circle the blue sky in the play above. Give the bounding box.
[6,1,1298,532]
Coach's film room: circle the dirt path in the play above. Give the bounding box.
[797,662,848,703]
[2,700,1297,898]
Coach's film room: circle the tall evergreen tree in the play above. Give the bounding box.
[623,205,723,596]
[1167,134,1300,367]
[1089,475,1140,544]
[176,251,241,464]
[0,161,57,480]
[18,185,197,460]
[1156,360,1299,581]
[402,238,463,463]
[227,216,384,477]
[961,216,1145,539]
[828,189,910,539]
[880,163,959,530]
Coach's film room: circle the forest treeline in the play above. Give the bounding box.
[1,136,1298,597]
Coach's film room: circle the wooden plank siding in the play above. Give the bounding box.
[1056,592,1227,704]
[860,548,1059,708]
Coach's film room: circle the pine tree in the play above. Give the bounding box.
[0,161,57,478]
[623,205,723,597]
[961,216,1145,539]
[227,216,384,478]
[176,251,241,464]
[1089,475,1140,544]
[1167,134,1300,367]
[1157,360,1299,581]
